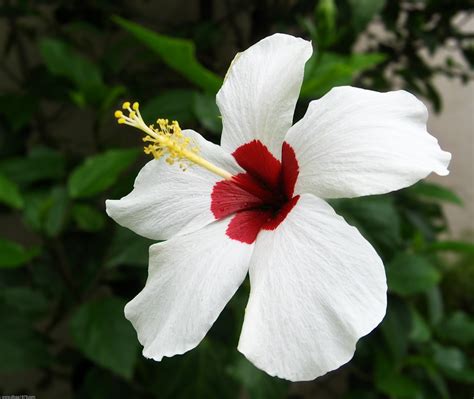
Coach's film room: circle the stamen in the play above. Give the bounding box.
[114,101,232,180]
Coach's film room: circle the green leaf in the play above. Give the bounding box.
[0,172,23,209]
[72,204,106,232]
[228,356,288,399]
[150,339,238,399]
[437,311,474,345]
[0,147,66,186]
[75,368,135,399]
[342,391,378,399]
[301,52,386,98]
[432,343,469,379]
[68,148,139,199]
[349,0,386,32]
[105,227,153,268]
[349,53,388,69]
[315,0,338,48]
[375,372,422,398]
[70,297,139,379]
[373,344,395,384]
[405,356,449,399]
[407,181,463,205]
[99,85,127,113]
[44,186,70,237]
[381,299,412,364]
[449,367,474,383]
[1,287,48,320]
[330,195,401,253]
[21,186,69,237]
[113,16,223,93]
[39,38,107,105]
[386,253,441,296]
[23,191,48,232]
[193,92,222,134]
[0,238,38,268]
[409,306,431,343]
[426,241,474,254]
[0,93,37,131]
[426,286,444,325]
[0,303,50,371]
[141,89,196,123]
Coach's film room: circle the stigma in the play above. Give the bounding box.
[114,101,232,180]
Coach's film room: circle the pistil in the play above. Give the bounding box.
[114,101,233,180]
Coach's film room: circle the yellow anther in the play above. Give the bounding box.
[113,100,232,180]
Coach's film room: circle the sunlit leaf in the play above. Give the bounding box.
[113,16,223,93]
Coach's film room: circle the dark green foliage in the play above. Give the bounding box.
[0,303,51,371]
[0,1,472,398]
[0,239,38,268]
[67,148,140,198]
[387,253,441,296]
[0,172,23,209]
[70,297,140,379]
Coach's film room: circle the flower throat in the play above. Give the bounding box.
[114,101,300,244]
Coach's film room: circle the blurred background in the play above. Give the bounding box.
[0,0,473,398]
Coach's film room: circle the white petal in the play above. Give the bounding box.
[285,86,451,198]
[125,218,253,361]
[106,130,242,240]
[238,194,387,381]
[217,33,312,158]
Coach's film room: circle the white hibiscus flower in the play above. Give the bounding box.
[106,33,451,381]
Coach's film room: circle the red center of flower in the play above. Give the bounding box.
[211,140,300,244]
